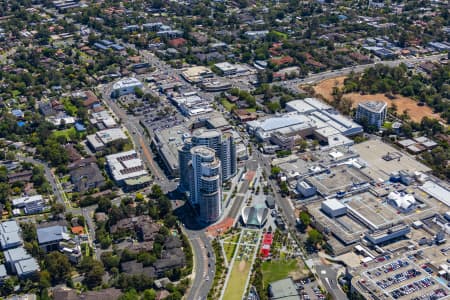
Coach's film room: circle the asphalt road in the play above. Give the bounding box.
[185,229,215,300]
[98,85,176,193]
[315,265,348,300]
[99,77,212,299]
[175,204,215,300]
[253,150,297,227]
[16,155,65,207]
[273,53,447,93]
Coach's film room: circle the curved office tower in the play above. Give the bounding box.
[190,146,222,223]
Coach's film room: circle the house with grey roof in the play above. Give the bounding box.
[15,257,39,279]
[37,225,68,252]
[0,220,22,250]
[0,264,8,282]
[70,163,105,192]
[4,247,31,273]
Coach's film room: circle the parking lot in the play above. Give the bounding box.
[361,255,449,299]
[390,278,445,299]
[293,278,325,300]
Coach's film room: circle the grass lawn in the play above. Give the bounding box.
[246,108,256,113]
[52,127,77,140]
[60,175,71,183]
[383,121,392,129]
[270,30,288,40]
[223,242,237,263]
[62,98,78,116]
[221,99,236,111]
[262,259,298,287]
[223,259,251,300]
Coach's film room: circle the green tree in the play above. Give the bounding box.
[45,252,72,284]
[299,211,310,227]
[0,166,7,182]
[82,259,105,289]
[101,252,120,270]
[39,270,51,289]
[307,229,323,248]
[119,289,139,300]
[271,166,281,177]
[142,289,157,300]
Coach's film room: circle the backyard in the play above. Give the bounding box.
[52,127,83,141]
[221,99,236,111]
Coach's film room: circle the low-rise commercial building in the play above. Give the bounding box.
[87,128,128,151]
[90,110,117,129]
[200,79,232,92]
[180,66,213,84]
[106,150,151,190]
[296,181,317,198]
[214,62,237,76]
[170,93,214,116]
[321,198,347,218]
[111,77,143,98]
[364,224,410,245]
[15,258,40,279]
[4,246,39,278]
[248,98,362,146]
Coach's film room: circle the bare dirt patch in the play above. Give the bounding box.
[312,76,346,101]
[310,77,442,123]
[238,260,246,272]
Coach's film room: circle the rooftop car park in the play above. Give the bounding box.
[390,278,445,299]
[376,269,422,289]
[365,259,410,278]
[357,253,450,300]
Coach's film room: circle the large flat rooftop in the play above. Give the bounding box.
[344,192,399,230]
[352,140,431,181]
[308,201,365,245]
[153,124,189,172]
[306,164,371,196]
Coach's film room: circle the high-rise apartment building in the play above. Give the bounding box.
[356,101,387,129]
[189,146,222,223]
[178,129,237,222]
[178,138,192,192]
[178,129,236,187]
[220,132,237,181]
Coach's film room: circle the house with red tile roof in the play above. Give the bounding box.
[168,38,187,48]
